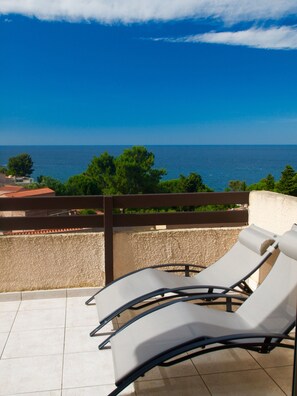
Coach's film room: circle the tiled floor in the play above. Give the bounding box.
[0,290,294,396]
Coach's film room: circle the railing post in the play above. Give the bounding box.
[104,195,114,285]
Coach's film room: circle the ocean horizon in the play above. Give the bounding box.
[1,145,297,191]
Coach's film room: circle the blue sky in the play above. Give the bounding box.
[1,1,297,145]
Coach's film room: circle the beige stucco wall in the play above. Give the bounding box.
[0,227,241,292]
[249,191,297,234]
[0,233,105,292]
[113,227,241,279]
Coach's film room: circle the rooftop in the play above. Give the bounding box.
[0,187,54,198]
[0,289,294,395]
[0,190,296,395]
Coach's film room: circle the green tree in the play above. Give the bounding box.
[159,178,182,193]
[37,176,66,196]
[0,166,7,175]
[7,153,34,177]
[276,165,297,196]
[180,172,211,192]
[227,180,247,192]
[65,174,100,196]
[114,146,166,194]
[85,152,116,194]
[159,172,211,194]
[248,174,275,192]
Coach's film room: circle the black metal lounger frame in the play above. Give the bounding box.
[106,296,295,396]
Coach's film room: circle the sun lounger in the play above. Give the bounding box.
[88,224,278,337]
[107,228,297,396]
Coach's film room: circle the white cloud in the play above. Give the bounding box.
[162,26,297,50]
[0,0,297,24]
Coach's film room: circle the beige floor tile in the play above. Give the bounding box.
[66,304,98,328]
[0,355,63,395]
[249,347,294,368]
[135,376,211,395]
[62,384,135,395]
[202,368,285,395]
[0,333,8,356]
[136,355,199,382]
[2,328,64,359]
[266,366,293,395]
[65,325,116,354]
[0,311,16,332]
[12,308,65,331]
[192,348,260,374]
[63,350,114,389]
[0,300,20,312]
[19,297,66,311]
[67,296,96,308]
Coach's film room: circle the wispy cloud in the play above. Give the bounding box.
[157,26,297,50]
[0,0,297,24]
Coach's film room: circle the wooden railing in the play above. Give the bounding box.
[0,192,250,284]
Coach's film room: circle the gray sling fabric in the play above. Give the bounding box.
[110,229,297,384]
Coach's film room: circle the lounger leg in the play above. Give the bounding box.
[85,289,101,305]
[85,295,95,305]
[108,382,131,396]
[90,321,108,337]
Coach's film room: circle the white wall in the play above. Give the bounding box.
[249,191,297,234]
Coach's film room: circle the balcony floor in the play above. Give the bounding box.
[0,289,294,396]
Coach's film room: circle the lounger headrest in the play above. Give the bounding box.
[238,224,277,255]
[279,230,297,260]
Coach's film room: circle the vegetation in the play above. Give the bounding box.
[226,165,297,197]
[4,148,297,201]
[159,172,212,194]
[7,153,34,177]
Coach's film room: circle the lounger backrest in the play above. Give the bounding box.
[194,224,278,287]
[237,229,297,333]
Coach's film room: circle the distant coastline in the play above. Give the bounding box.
[1,145,297,191]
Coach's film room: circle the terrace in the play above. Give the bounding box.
[0,190,297,395]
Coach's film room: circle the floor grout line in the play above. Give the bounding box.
[0,302,21,360]
[263,366,292,396]
[60,296,68,395]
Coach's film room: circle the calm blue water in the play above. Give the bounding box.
[1,145,297,191]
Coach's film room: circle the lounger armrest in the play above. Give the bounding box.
[149,263,205,276]
[179,292,247,312]
[163,284,250,296]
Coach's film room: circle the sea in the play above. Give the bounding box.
[1,145,297,192]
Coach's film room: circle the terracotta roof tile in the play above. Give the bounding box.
[2,187,55,198]
[0,185,25,196]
